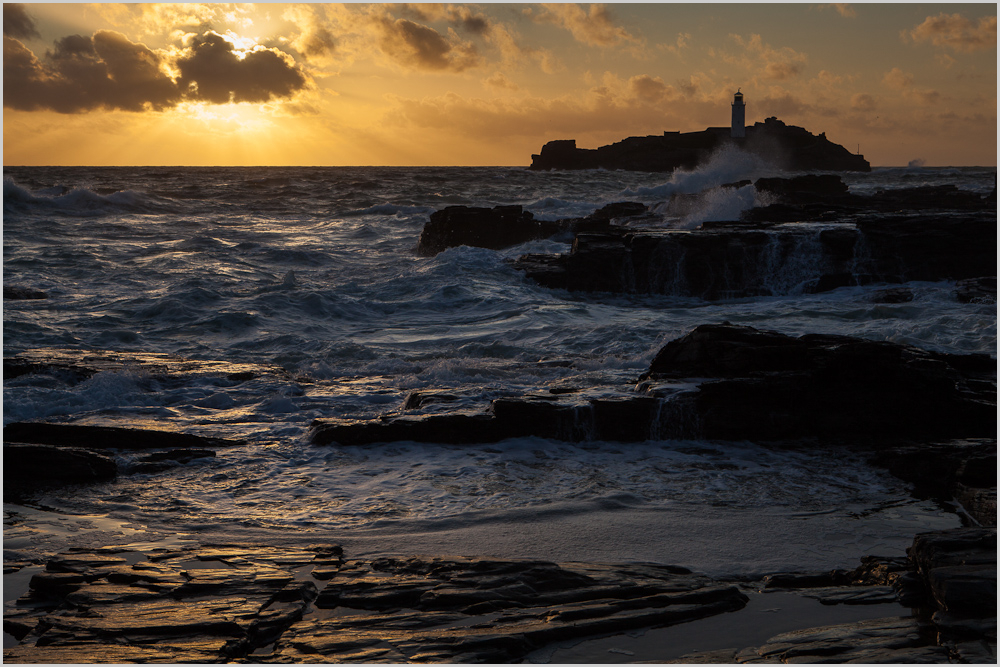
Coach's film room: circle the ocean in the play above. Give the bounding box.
[3,160,996,584]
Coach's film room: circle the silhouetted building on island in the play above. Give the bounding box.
[529,90,870,172]
[731,89,746,138]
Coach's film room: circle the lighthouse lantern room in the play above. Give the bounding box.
[731,89,746,138]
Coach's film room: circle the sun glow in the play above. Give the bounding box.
[174,101,276,136]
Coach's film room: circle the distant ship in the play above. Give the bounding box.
[530,90,871,172]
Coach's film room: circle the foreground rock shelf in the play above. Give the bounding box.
[3,545,747,663]
[4,527,994,663]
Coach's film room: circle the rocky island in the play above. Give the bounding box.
[530,92,871,172]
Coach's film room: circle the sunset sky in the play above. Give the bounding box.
[3,3,996,167]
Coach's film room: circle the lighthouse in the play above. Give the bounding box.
[731,89,746,138]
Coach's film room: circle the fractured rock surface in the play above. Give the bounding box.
[4,546,747,664]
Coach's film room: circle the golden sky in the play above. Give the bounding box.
[3,3,996,166]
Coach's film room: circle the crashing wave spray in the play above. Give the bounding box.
[621,144,780,228]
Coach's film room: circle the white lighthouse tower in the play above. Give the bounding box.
[731,89,746,138]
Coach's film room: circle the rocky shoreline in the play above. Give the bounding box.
[4,171,997,663]
[418,174,996,300]
[4,321,997,662]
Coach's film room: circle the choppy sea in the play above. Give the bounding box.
[3,155,996,580]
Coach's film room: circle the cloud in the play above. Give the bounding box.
[484,72,518,90]
[659,32,691,57]
[850,93,877,112]
[371,15,480,71]
[530,4,642,49]
[4,31,179,112]
[3,3,40,40]
[282,5,338,60]
[726,34,808,81]
[907,13,997,53]
[881,67,913,90]
[175,32,308,104]
[881,67,941,106]
[4,28,309,113]
[818,4,857,19]
[395,4,491,36]
[627,75,674,104]
[754,90,815,118]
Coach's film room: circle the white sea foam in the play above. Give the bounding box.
[622,144,779,201]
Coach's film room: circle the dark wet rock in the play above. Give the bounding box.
[796,586,899,606]
[417,204,555,255]
[416,202,649,256]
[513,225,870,300]
[529,118,870,172]
[673,618,949,663]
[754,174,850,198]
[956,276,997,304]
[3,545,337,663]
[313,325,994,446]
[3,443,117,486]
[3,286,47,300]
[130,448,217,474]
[275,556,746,663]
[591,201,648,220]
[737,616,947,663]
[512,209,996,299]
[642,324,996,441]
[746,182,994,225]
[869,439,997,526]
[856,213,997,284]
[311,392,662,446]
[493,173,995,299]
[3,422,245,450]
[674,528,996,663]
[869,286,914,303]
[4,545,746,664]
[908,528,997,618]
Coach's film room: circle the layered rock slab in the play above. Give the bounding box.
[643,323,996,441]
[511,211,996,299]
[4,546,748,663]
[312,323,995,446]
[3,545,341,663]
[675,527,997,664]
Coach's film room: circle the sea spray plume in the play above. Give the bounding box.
[620,144,780,228]
[677,184,776,229]
[621,144,780,201]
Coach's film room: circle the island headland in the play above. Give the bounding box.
[530,91,871,172]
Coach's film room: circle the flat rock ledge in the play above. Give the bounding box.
[312,323,996,446]
[675,527,997,664]
[5,527,994,663]
[3,545,746,663]
[3,424,241,501]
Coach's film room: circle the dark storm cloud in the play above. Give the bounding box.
[394,4,490,36]
[4,30,309,113]
[3,4,40,40]
[4,31,179,112]
[374,16,480,71]
[175,32,308,104]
